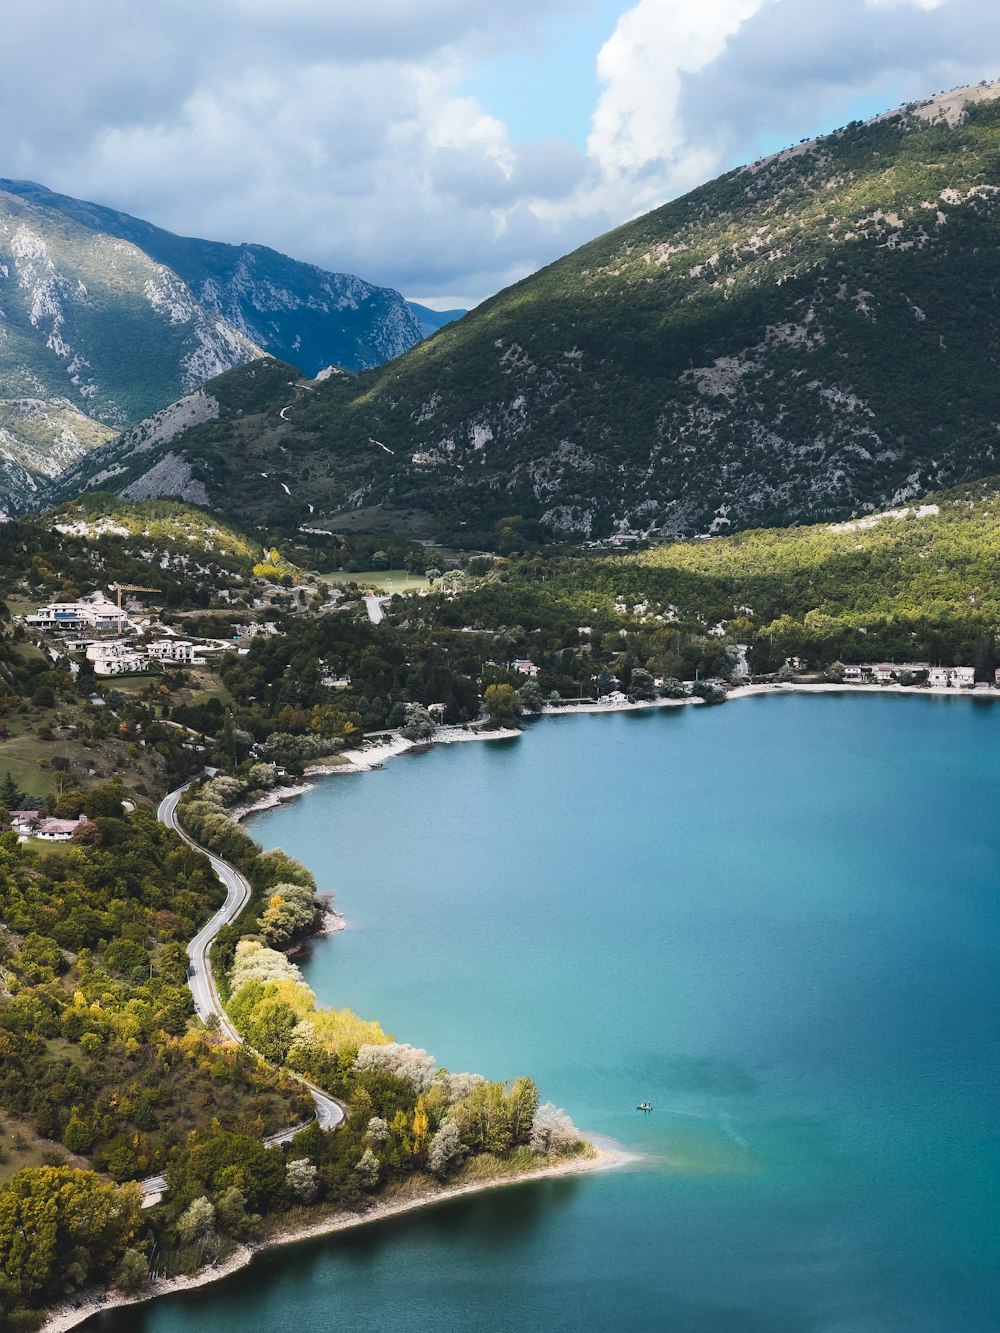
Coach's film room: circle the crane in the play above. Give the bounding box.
[110,583,160,610]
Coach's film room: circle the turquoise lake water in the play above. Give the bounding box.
[94,695,1000,1332]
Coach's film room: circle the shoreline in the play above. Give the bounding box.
[41,1143,634,1333]
[93,681,988,1333]
[240,681,996,818]
[537,679,997,718]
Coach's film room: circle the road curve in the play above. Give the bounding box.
[142,783,347,1202]
[157,785,247,1039]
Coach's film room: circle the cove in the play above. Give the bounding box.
[93,694,1000,1332]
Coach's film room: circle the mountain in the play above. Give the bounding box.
[53,81,1000,543]
[0,186,264,515]
[407,302,467,338]
[0,180,424,378]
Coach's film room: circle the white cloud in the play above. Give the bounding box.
[867,0,945,10]
[0,0,996,304]
[590,0,770,174]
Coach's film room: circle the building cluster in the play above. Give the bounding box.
[21,590,271,676]
[841,663,976,687]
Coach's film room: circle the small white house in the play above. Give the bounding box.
[33,815,92,842]
[928,665,976,688]
[512,659,539,677]
[87,643,147,676]
[147,639,199,663]
[234,622,279,640]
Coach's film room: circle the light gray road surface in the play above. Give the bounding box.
[139,783,347,1203]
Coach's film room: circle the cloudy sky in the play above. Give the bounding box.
[2,0,997,306]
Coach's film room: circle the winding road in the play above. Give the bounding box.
[140,784,347,1203]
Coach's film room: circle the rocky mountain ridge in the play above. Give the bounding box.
[0,181,434,515]
[0,187,266,515]
[0,180,425,378]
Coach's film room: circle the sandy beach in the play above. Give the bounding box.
[335,724,523,773]
[41,1143,633,1333]
[228,780,316,821]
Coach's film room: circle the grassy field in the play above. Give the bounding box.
[187,672,236,708]
[4,594,38,620]
[0,1111,89,1186]
[0,733,62,797]
[321,568,428,593]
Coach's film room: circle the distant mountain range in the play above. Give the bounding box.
[407,303,467,338]
[0,180,430,515]
[53,80,1000,544]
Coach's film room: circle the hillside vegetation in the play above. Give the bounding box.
[59,82,1000,544]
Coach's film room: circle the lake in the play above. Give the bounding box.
[94,694,1000,1332]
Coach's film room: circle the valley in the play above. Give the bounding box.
[1,69,1000,1333]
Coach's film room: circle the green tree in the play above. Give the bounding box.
[0,1167,141,1303]
[483,684,522,727]
[115,1247,149,1295]
[0,772,21,809]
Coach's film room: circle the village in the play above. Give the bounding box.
[838,662,980,688]
[17,588,994,697]
[23,586,280,677]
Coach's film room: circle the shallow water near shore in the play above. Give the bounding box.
[94,694,1000,1332]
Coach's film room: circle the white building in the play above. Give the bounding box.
[928,665,975,688]
[512,658,539,677]
[12,813,92,842]
[87,642,147,676]
[34,815,92,842]
[320,672,351,689]
[147,639,198,663]
[26,597,130,633]
[234,622,279,640]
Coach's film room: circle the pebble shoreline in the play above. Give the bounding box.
[40,1145,633,1333]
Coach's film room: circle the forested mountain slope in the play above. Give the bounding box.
[59,82,1000,543]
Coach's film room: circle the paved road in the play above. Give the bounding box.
[363,594,386,624]
[157,785,247,1039]
[140,783,347,1203]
